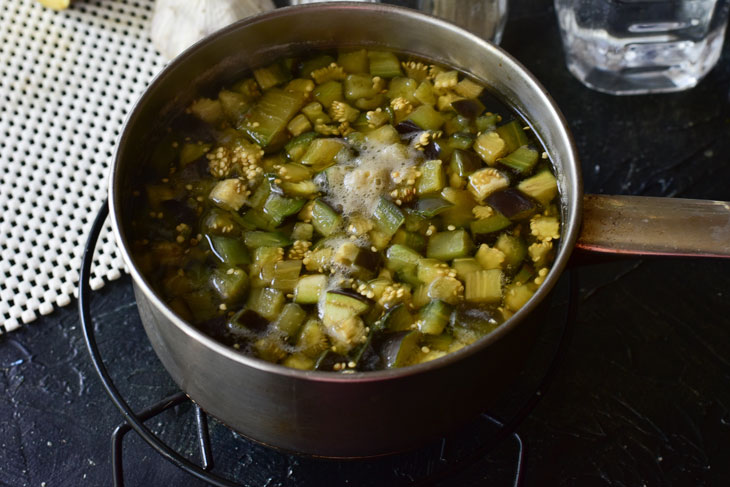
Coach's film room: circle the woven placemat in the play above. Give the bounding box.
[0,0,165,333]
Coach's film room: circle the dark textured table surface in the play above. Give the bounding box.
[2,1,730,486]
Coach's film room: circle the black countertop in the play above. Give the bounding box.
[2,1,729,486]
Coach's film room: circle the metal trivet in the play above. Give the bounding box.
[79,201,579,487]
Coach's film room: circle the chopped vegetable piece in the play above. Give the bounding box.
[313,80,343,107]
[499,146,539,173]
[271,303,307,340]
[452,257,482,280]
[300,138,345,170]
[407,104,445,131]
[270,259,302,292]
[486,189,537,220]
[427,230,473,261]
[374,197,405,237]
[465,269,503,303]
[496,120,530,153]
[414,160,445,197]
[417,300,453,335]
[378,330,420,368]
[468,167,510,202]
[495,234,527,270]
[368,50,403,78]
[505,283,535,312]
[427,277,464,305]
[451,99,485,119]
[211,267,249,304]
[470,211,512,235]
[338,49,369,74]
[450,149,482,177]
[254,62,291,90]
[517,170,559,206]
[209,179,249,212]
[311,198,342,236]
[243,88,306,148]
[294,274,327,304]
[413,196,453,218]
[262,192,306,225]
[208,236,251,266]
[475,244,506,270]
[246,287,285,321]
[473,131,507,166]
[385,244,422,272]
[243,231,292,248]
[378,303,411,332]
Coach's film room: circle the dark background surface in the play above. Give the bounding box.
[2,1,730,486]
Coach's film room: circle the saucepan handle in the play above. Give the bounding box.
[575,194,730,259]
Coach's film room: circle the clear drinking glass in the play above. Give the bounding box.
[555,0,730,95]
[411,0,508,44]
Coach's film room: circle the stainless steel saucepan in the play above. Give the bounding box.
[108,3,730,458]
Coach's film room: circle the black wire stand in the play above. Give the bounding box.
[79,200,579,487]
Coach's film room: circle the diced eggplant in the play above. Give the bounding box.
[385,244,423,272]
[271,302,307,340]
[357,247,382,271]
[499,146,539,174]
[314,350,349,371]
[486,188,537,220]
[207,235,251,266]
[413,196,453,218]
[321,290,373,349]
[496,120,529,153]
[450,149,482,177]
[517,170,559,206]
[373,197,405,237]
[426,229,473,261]
[464,269,503,304]
[227,308,269,334]
[469,211,512,235]
[381,303,414,332]
[451,99,485,119]
[311,198,342,237]
[246,287,285,321]
[417,300,453,334]
[293,274,327,304]
[395,120,422,137]
[326,289,373,314]
[243,231,292,248]
[377,330,421,368]
[450,304,500,339]
[423,139,443,160]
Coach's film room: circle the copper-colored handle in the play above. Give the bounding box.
[576,194,730,258]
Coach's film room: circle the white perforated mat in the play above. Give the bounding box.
[0,0,165,333]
